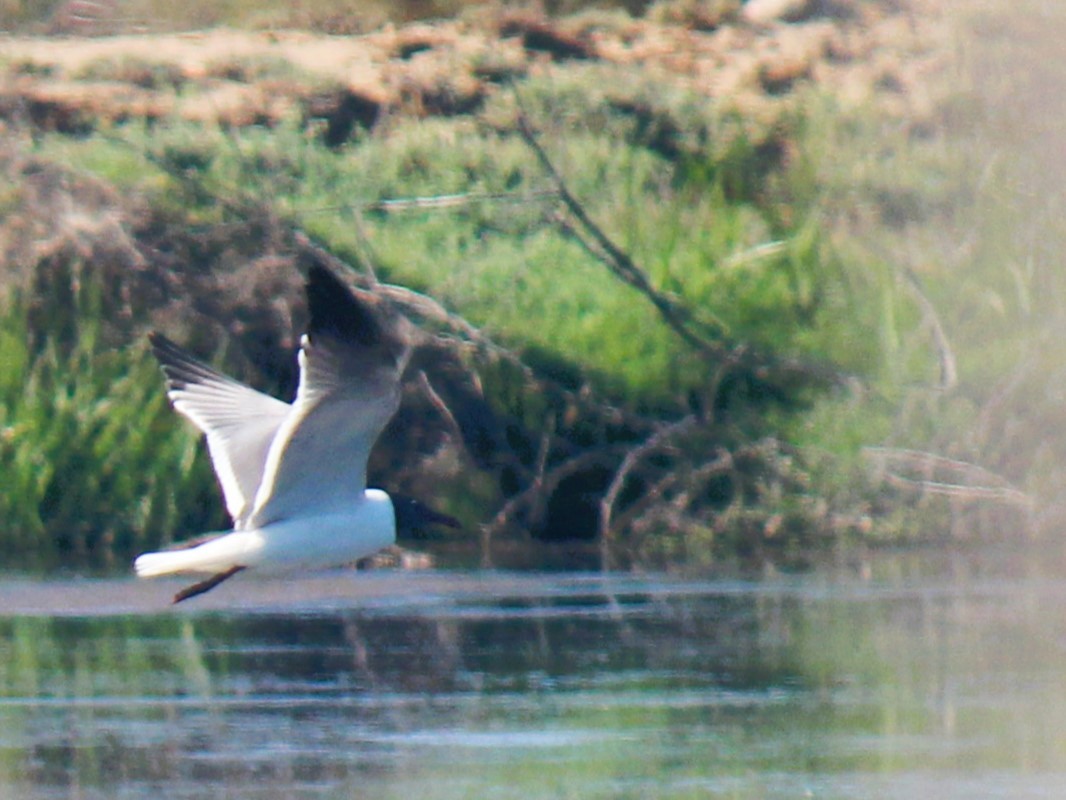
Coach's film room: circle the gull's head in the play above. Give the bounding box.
[392,494,461,538]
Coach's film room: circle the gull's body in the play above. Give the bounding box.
[134,264,447,602]
[134,505,395,577]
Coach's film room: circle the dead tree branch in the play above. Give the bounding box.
[295,229,650,434]
[863,446,1032,508]
[362,188,558,213]
[599,414,700,569]
[416,370,464,443]
[516,112,728,358]
[482,446,631,537]
[516,111,848,392]
[631,448,736,526]
[900,265,958,392]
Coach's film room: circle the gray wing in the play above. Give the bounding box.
[245,265,410,528]
[149,333,291,527]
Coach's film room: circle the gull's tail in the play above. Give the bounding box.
[135,531,258,603]
[134,550,203,578]
[134,530,256,578]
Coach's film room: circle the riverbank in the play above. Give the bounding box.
[0,0,1056,571]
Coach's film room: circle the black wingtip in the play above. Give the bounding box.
[147,331,188,367]
[147,330,169,352]
[146,331,220,390]
[305,264,382,346]
[147,331,184,384]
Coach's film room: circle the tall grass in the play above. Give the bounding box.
[35,93,837,405]
[6,2,1056,568]
[0,272,222,572]
[20,89,858,568]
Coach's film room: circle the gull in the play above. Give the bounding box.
[134,264,458,603]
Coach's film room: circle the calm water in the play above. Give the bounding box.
[3,549,1066,799]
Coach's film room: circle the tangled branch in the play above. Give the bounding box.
[863,447,1032,508]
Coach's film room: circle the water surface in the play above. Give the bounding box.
[2,549,1066,799]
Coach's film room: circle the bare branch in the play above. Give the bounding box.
[516,111,848,392]
[482,446,631,540]
[619,447,737,537]
[900,265,958,391]
[526,413,557,531]
[516,111,728,357]
[863,446,1031,508]
[299,238,650,431]
[416,370,464,443]
[599,414,700,569]
[363,188,558,213]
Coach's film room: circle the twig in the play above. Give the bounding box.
[621,447,737,536]
[362,188,558,213]
[880,473,1031,506]
[373,273,646,429]
[416,371,463,443]
[482,446,631,539]
[900,265,958,391]
[862,446,1032,508]
[975,351,1033,448]
[599,414,700,570]
[527,413,557,531]
[516,111,847,391]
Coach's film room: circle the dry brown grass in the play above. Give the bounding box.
[1,2,948,138]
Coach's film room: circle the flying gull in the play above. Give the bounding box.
[134,264,457,602]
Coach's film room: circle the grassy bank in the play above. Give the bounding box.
[0,0,1053,572]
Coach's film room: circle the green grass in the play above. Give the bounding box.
[5,1,1060,569]
[15,85,858,568]
[35,93,837,403]
[0,278,222,572]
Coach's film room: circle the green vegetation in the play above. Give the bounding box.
[20,89,854,560]
[0,281,222,571]
[0,1,1056,572]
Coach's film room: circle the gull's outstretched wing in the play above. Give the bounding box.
[149,333,291,526]
[246,265,411,528]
